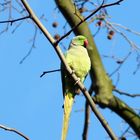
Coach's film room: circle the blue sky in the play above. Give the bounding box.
[0,0,140,140]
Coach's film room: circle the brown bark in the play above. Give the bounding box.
[55,0,140,138]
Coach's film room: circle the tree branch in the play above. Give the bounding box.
[56,0,124,44]
[82,101,90,140]
[0,16,30,24]
[108,96,140,138]
[55,0,140,139]
[82,84,94,140]
[114,88,140,98]
[21,0,118,139]
[0,124,29,140]
[40,69,61,77]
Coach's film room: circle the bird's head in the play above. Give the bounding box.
[71,35,88,48]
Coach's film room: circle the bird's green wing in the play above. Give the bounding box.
[61,35,91,140]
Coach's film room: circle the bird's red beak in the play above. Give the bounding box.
[84,39,88,48]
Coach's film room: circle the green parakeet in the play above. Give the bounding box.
[61,35,91,140]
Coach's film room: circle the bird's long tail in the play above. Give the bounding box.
[61,92,74,140]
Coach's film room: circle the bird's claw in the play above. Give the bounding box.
[74,77,80,85]
[70,69,80,85]
[70,69,75,75]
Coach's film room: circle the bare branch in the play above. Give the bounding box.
[82,85,93,140]
[102,0,124,7]
[105,19,140,51]
[19,45,33,64]
[11,20,23,34]
[133,53,140,74]
[19,25,37,64]
[109,51,132,77]
[55,0,124,44]
[0,16,30,24]
[120,126,131,139]
[28,26,38,48]
[0,0,29,35]
[40,69,61,77]
[73,2,83,21]
[0,1,10,6]
[0,23,9,35]
[0,124,30,140]
[114,88,140,98]
[111,22,140,36]
[20,0,118,139]
[82,101,90,140]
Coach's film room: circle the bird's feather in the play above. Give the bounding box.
[61,35,91,140]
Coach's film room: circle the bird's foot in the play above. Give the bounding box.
[69,69,81,86]
[70,69,75,75]
[74,77,80,85]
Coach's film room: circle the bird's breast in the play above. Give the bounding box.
[65,47,91,81]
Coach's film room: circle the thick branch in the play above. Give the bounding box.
[55,0,140,138]
[21,0,118,139]
[55,0,114,108]
[56,0,124,44]
[108,96,140,138]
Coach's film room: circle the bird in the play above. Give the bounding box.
[61,35,91,140]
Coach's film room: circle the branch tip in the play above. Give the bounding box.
[0,124,30,140]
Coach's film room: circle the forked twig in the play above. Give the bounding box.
[40,69,61,77]
[0,16,30,24]
[55,0,124,44]
[20,0,125,139]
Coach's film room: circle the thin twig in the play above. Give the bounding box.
[120,126,130,138]
[0,1,10,6]
[0,16,30,24]
[109,51,132,77]
[73,2,83,21]
[29,25,38,48]
[115,72,120,87]
[20,0,119,139]
[40,69,61,77]
[11,20,23,33]
[0,23,9,35]
[133,53,140,74]
[55,0,104,44]
[111,23,140,36]
[20,14,47,64]
[0,0,10,12]
[105,19,140,51]
[0,124,30,140]
[9,0,12,20]
[55,0,124,45]
[62,22,68,36]
[15,0,25,10]
[19,46,33,64]
[114,88,140,98]
[19,25,38,64]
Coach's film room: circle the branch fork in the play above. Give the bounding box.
[19,0,126,140]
